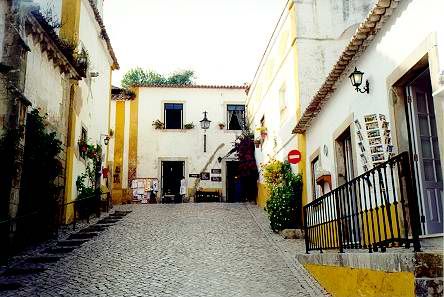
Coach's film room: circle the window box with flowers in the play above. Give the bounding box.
[152,119,165,130]
[256,127,268,140]
[78,138,88,158]
[184,122,195,129]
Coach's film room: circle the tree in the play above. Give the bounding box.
[121,68,195,89]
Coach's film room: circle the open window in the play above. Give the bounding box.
[164,103,183,129]
[227,104,245,130]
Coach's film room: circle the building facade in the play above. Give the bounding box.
[109,85,247,204]
[246,0,373,208]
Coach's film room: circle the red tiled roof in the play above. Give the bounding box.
[134,84,248,90]
[292,0,400,134]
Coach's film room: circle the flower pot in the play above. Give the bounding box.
[260,132,267,140]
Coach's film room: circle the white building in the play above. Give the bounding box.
[246,0,373,208]
[109,85,247,203]
[294,0,444,236]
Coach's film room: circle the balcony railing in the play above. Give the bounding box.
[303,152,421,253]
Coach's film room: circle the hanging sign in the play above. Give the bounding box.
[200,172,210,180]
[189,174,200,178]
[211,169,222,174]
[211,176,222,182]
[288,150,302,164]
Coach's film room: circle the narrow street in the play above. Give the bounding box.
[1,204,327,297]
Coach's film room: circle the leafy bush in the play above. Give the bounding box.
[263,160,302,231]
[121,68,195,89]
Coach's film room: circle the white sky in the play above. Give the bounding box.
[103,0,287,87]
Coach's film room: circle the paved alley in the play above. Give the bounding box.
[0,203,327,297]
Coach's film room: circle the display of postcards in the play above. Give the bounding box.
[365,122,379,130]
[383,129,391,137]
[381,121,389,129]
[367,129,381,138]
[368,137,382,146]
[354,119,362,130]
[379,114,386,122]
[371,153,385,162]
[370,145,384,154]
[373,161,384,168]
[358,142,366,152]
[386,145,394,153]
[384,137,391,145]
[364,114,378,123]
[360,153,368,164]
[356,130,364,141]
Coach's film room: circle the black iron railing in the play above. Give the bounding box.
[303,152,421,253]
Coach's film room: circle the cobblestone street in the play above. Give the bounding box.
[0,203,327,297]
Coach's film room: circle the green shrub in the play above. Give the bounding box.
[263,160,302,231]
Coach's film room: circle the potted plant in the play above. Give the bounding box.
[86,144,97,159]
[152,119,164,129]
[184,122,195,129]
[218,123,225,130]
[254,139,261,148]
[78,138,88,154]
[257,127,268,139]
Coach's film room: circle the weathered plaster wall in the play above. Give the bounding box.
[305,0,444,204]
[296,0,373,111]
[0,1,6,61]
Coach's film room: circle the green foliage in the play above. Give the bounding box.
[184,122,195,129]
[19,109,63,215]
[263,160,302,231]
[0,126,23,219]
[121,68,195,89]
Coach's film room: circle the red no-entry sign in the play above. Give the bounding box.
[288,150,302,164]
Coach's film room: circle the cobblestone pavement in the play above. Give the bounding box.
[1,203,328,297]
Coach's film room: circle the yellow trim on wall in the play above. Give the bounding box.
[305,264,415,297]
[257,182,269,209]
[63,85,78,223]
[126,88,139,203]
[60,0,81,44]
[113,101,125,192]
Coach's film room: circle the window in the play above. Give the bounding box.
[311,156,321,199]
[164,103,183,129]
[227,104,245,130]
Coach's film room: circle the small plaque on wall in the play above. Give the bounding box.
[189,174,200,178]
[211,176,222,182]
[211,169,222,174]
[200,172,210,180]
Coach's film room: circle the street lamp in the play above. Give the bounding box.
[100,134,110,146]
[200,111,211,152]
[349,67,369,94]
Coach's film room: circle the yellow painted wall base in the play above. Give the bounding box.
[112,189,123,205]
[305,264,415,297]
[256,182,269,209]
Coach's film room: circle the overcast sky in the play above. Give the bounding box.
[103,0,287,87]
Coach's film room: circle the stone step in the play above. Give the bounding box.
[0,282,23,291]
[113,210,132,216]
[45,246,76,254]
[2,267,46,276]
[81,225,106,232]
[57,239,89,247]
[94,223,114,228]
[25,256,61,264]
[68,232,98,240]
[97,218,120,224]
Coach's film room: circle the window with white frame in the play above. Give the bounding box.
[227,104,245,130]
[164,103,183,129]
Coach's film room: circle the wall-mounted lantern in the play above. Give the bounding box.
[200,111,211,152]
[100,134,110,146]
[349,67,369,94]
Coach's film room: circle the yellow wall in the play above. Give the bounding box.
[257,182,269,209]
[305,264,414,297]
[112,100,125,204]
[60,0,81,44]
[126,90,139,203]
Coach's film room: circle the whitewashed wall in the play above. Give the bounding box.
[24,38,66,133]
[136,87,246,197]
[305,0,444,201]
[0,1,6,62]
[69,0,113,199]
[296,0,373,110]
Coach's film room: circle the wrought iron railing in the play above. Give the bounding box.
[303,152,421,253]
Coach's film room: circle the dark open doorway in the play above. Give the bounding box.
[161,161,184,197]
[226,161,242,202]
